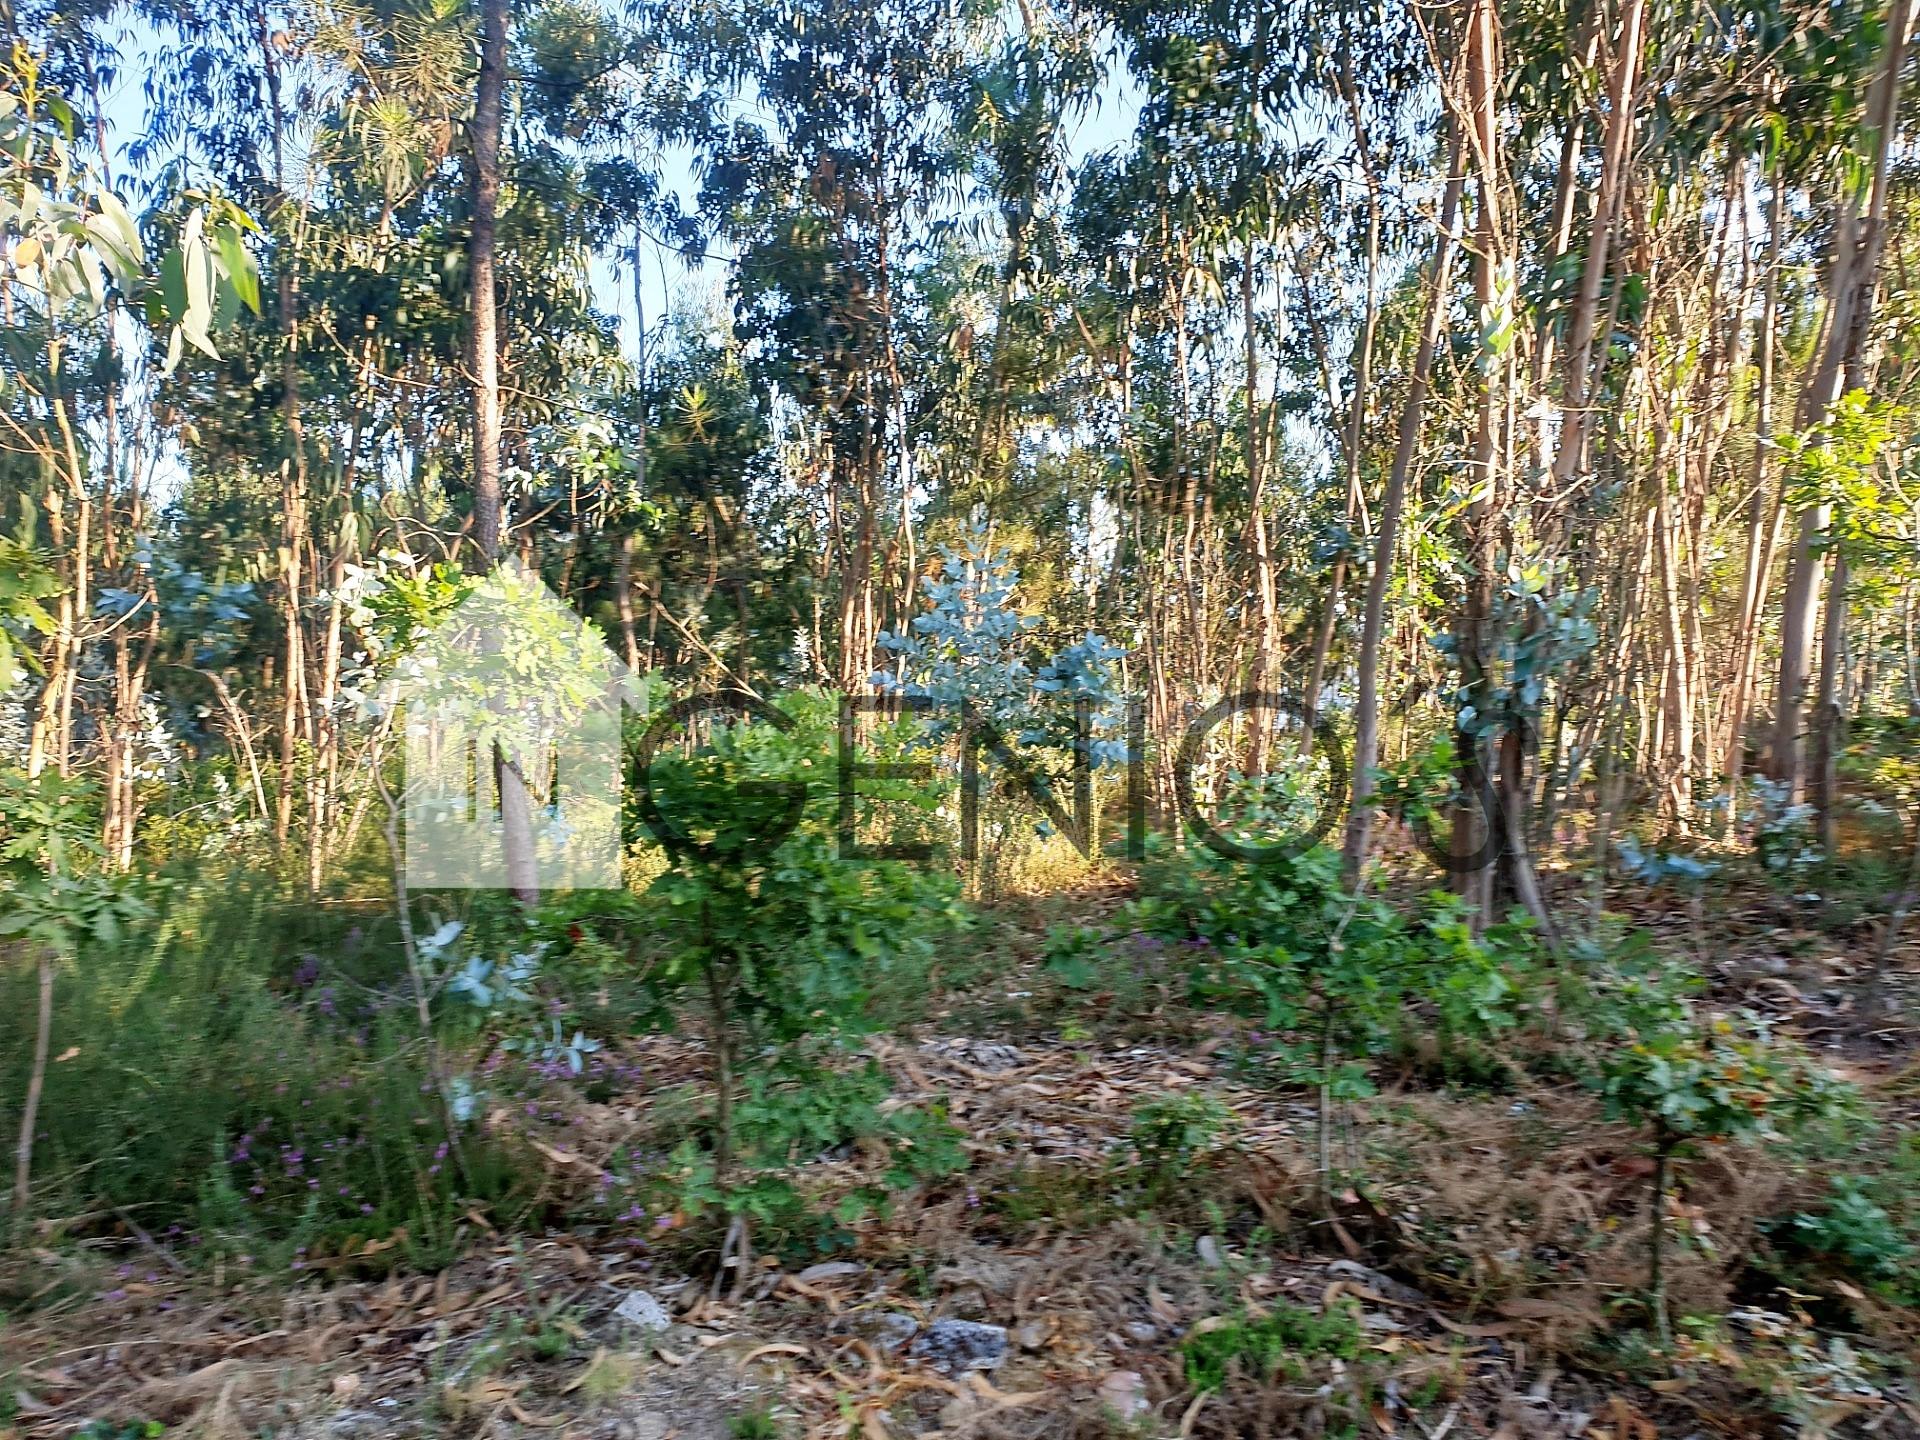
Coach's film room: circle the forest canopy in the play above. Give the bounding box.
[5,0,1920,1434]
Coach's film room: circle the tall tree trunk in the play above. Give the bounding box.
[1342,138,1465,882]
[1453,0,1506,924]
[1243,251,1277,770]
[257,0,309,854]
[11,950,54,1220]
[1723,179,1784,816]
[615,221,648,673]
[1777,0,1913,811]
[1773,504,1829,803]
[1303,39,1383,751]
[1653,452,1695,823]
[1550,0,1649,487]
[1813,551,1850,852]
[1243,7,1274,763]
[1529,4,1600,453]
[467,0,536,904]
[469,0,508,565]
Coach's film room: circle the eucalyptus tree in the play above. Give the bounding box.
[1510,0,1910,844]
[131,0,341,852]
[3,1,176,862]
[136,0,689,883]
[0,47,257,796]
[1069,0,1287,802]
[1084,0,1441,825]
[1792,0,1914,838]
[946,0,1099,499]
[687,0,967,693]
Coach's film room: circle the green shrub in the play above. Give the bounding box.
[1129,1091,1233,1178]
[1788,1176,1912,1282]
[0,867,525,1264]
[620,693,969,1263]
[729,1408,783,1440]
[1401,897,1539,1083]
[1125,844,1539,1172]
[1129,845,1401,1093]
[1765,1148,1920,1299]
[1042,923,1105,990]
[642,1055,966,1260]
[1600,1010,1854,1342]
[1181,1299,1362,1393]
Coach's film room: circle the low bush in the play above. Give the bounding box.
[0,863,526,1267]
[1117,842,1544,1174]
[1180,1297,1363,1392]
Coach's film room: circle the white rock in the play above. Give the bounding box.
[613,1289,673,1332]
[796,1260,866,1284]
[910,1318,1008,1374]
[1097,1370,1150,1419]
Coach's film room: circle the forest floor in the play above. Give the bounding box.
[6,882,1920,1440]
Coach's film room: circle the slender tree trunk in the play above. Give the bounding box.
[1452,0,1506,925]
[1810,0,1913,837]
[469,0,508,565]
[257,0,309,854]
[86,52,147,867]
[1551,0,1648,486]
[12,950,54,1220]
[308,548,347,892]
[1777,0,1912,809]
[40,361,90,782]
[26,461,70,781]
[1723,180,1784,816]
[466,0,536,904]
[1649,409,1695,825]
[1301,35,1382,749]
[1774,508,1829,803]
[1529,5,1599,458]
[1243,8,1276,767]
[1813,552,1849,852]
[1243,252,1278,769]
[615,223,648,673]
[1342,138,1465,882]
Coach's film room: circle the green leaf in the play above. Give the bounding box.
[158,244,187,321]
[214,223,260,315]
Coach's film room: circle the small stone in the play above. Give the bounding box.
[938,1393,981,1429]
[1196,1235,1224,1267]
[840,1310,920,1351]
[1124,1321,1158,1344]
[1324,1260,1428,1307]
[909,1318,1008,1374]
[613,1289,673,1333]
[1097,1370,1150,1420]
[1015,1320,1050,1351]
[796,1260,866,1284]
